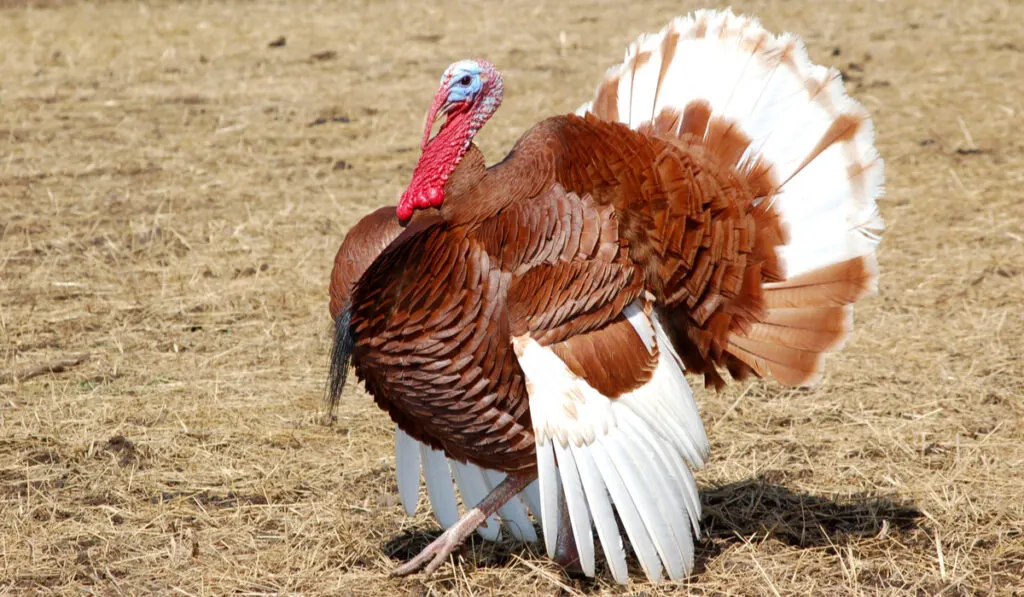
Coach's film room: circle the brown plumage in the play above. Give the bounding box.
[345,170,647,472]
[326,9,884,584]
[341,107,869,465]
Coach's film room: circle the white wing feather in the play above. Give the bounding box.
[587,437,665,582]
[570,445,628,583]
[536,441,562,557]
[420,442,460,529]
[516,299,707,584]
[394,427,421,516]
[553,441,597,576]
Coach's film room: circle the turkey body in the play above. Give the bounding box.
[327,8,884,585]
[342,112,780,473]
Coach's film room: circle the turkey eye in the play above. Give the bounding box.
[459,75,472,86]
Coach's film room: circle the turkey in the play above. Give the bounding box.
[326,8,884,585]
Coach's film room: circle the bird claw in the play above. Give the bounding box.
[390,475,532,579]
[391,526,468,578]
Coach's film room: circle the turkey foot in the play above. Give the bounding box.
[391,472,536,578]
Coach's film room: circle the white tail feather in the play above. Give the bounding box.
[577,8,884,280]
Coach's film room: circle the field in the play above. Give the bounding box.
[2,0,1022,594]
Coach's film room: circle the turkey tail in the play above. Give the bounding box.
[728,255,878,385]
[577,9,884,387]
[326,305,355,417]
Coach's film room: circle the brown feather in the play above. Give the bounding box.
[590,76,620,122]
[743,307,853,353]
[764,255,878,308]
[550,311,659,399]
[328,206,441,320]
[339,101,877,473]
[726,334,826,387]
[475,113,790,390]
[346,180,643,473]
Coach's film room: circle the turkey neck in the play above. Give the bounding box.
[438,145,498,225]
[438,135,556,226]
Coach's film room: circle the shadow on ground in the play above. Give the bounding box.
[700,474,922,548]
[383,473,922,583]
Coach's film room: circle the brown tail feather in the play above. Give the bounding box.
[759,305,854,331]
[726,334,826,387]
[724,256,879,387]
[764,255,878,309]
[573,108,877,391]
[633,105,793,390]
[649,132,877,388]
[743,311,851,353]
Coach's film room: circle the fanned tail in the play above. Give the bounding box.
[577,8,884,387]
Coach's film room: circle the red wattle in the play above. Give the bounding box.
[397,111,473,221]
[397,186,444,221]
[423,187,442,208]
[396,201,413,221]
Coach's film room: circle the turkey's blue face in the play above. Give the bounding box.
[441,60,486,109]
[418,59,502,151]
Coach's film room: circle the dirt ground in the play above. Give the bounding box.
[1,0,1022,594]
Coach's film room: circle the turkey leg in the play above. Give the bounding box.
[391,472,537,577]
[553,497,582,572]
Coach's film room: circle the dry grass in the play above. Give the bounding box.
[1,0,1022,594]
